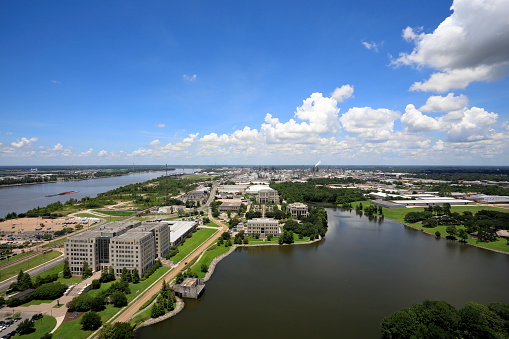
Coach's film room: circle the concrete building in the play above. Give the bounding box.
[218,201,242,211]
[65,219,192,277]
[256,189,279,204]
[286,202,309,218]
[246,218,281,237]
[173,278,205,299]
[466,195,509,204]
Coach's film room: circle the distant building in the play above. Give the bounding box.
[466,195,509,204]
[286,202,309,218]
[218,201,242,211]
[256,189,279,204]
[246,218,281,237]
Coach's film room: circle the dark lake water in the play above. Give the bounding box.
[136,208,509,339]
[0,169,199,218]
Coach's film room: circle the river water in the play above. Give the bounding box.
[136,207,509,339]
[0,169,199,218]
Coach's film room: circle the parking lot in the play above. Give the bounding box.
[0,312,34,339]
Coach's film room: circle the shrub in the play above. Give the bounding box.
[91,279,101,290]
[17,319,35,335]
[31,282,67,300]
[81,311,102,331]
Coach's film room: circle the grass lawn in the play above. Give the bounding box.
[205,221,221,228]
[162,216,180,221]
[0,251,34,266]
[191,244,231,278]
[0,251,62,281]
[20,299,53,307]
[15,315,56,339]
[31,262,83,285]
[93,210,137,216]
[52,315,93,339]
[130,307,151,326]
[171,228,218,263]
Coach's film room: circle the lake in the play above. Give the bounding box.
[136,207,509,338]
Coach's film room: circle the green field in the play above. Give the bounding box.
[0,251,62,282]
[41,237,67,248]
[0,251,34,266]
[171,228,218,263]
[205,221,221,228]
[15,315,56,339]
[191,245,231,278]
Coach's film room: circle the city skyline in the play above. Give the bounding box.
[1,0,508,166]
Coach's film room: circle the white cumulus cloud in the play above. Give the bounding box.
[445,107,498,142]
[98,150,108,157]
[420,93,468,112]
[183,74,197,81]
[401,104,440,133]
[11,137,38,148]
[52,143,63,151]
[394,0,509,92]
[331,85,354,103]
[340,107,401,141]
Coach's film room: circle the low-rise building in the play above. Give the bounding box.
[246,218,281,237]
[256,189,279,204]
[286,202,309,218]
[218,201,242,211]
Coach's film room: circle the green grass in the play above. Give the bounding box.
[171,228,218,263]
[130,307,151,326]
[0,251,34,266]
[0,251,62,282]
[191,244,231,278]
[15,315,56,339]
[93,210,137,216]
[162,216,180,220]
[130,216,152,221]
[51,314,93,339]
[20,299,53,306]
[205,221,221,228]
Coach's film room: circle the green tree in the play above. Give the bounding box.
[446,225,457,239]
[150,302,165,318]
[110,291,128,307]
[435,231,441,238]
[121,268,132,283]
[132,268,140,283]
[63,258,72,279]
[458,229,469,242]
[90,296,105,312]
[175,272,184,284]
[82,261,92,279]
[201,263,209,273]
[98,322,134,339]
[17,319,35,335]
[81,311,102,330]
[458,302,505,338]
[91,279,101,289]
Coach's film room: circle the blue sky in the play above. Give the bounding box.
[1,0,508,166]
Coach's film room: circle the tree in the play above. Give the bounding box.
[150,302,165,318]
[90,296,105,312]
[132,268,140,283]
[221,231,230,240]
[458,302,505,338]
[121,268,132,283]
[91,279,101,289]
[82,261,92,279]
[422,218,438,228]
[446,225,457,239]
[41,333,53,339]
[458,229,469,242]
[31,282,67,300]
[81,311,102,331]
[110,291,128,307]
[98,322,134,339]
[435,231,441,238]
[267,234,273,241]
[17,319,35,335]
[175,272,184,284]
[63,258,72,279]
[201,263,209,273]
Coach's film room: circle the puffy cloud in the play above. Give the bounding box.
[155,124,166,128]
[98,150,108,157]
[446,107,498,142]
[183,74,197,81]
[11,137,38,148]
[420,93,468,112]
[52,143,63,151]
[401,104,440,133]
[331,85,354,103]
[79,148,94,157]
[340,107,400,141]
[394,0,509,91]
